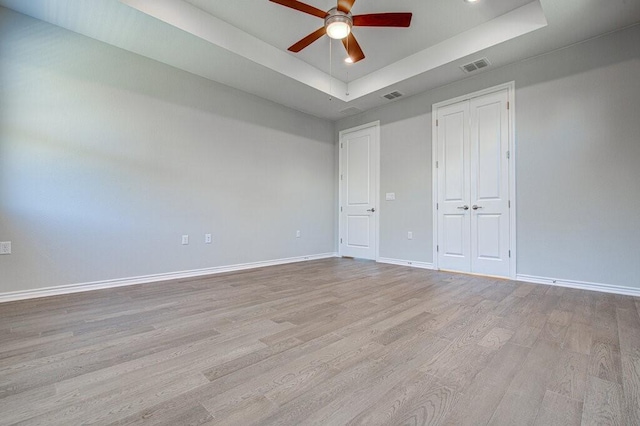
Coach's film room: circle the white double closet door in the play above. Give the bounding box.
[436,88,511,278]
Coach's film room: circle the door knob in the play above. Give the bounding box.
[457,205,469,210]
[472,205,483,210]
[367,208,376,213]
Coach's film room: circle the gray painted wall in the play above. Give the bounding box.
[0,8,336,293]
[338,25,640,288]
[2,6,639,295]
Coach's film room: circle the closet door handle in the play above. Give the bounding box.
[457,205,469,210]
[366,208,375,213]
[472,205,483,210]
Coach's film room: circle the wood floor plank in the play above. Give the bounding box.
[581,375,624,426]
[346,372,459,426]
[478,327,514,350]
[532,390,582,426]
[588,341,623,384]
[592,298,621,346]
[441,342,530,426]
[616,307,640,358]
[563,321,592,355]
[488,339,562,426]
[1,258,639,425]
[538,309,572,343]
[110,402,214,426]
[621,354,640,426]
[511,324,542,347]
[547,349,588,400]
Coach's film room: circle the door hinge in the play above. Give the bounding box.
[436,119,439,126]
[509,249,511,258]
[340,143,343,148]
[508,200,511,208]
[507,101,510,110]
[340,174,343,181]
[437,245,439,252]
[436,161,439,169]
[437,203,439,210]
[506,150,510,159]
[340,238,343,244]
[340,206,343,212]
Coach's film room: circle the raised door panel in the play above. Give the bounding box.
[346,136,371,206]
[443,111,466,203]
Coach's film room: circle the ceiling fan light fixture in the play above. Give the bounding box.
[325,9,352,39]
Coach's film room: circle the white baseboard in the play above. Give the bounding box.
[0,252,339,303]
[516,274,640,297]
[5,254,636,303]
[377,257,434,270]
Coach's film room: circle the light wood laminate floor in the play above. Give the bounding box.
[1,258,639,425]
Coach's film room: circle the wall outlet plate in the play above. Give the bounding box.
[407,232,413,240]
[0,241,11,254]
[205,234,212,244]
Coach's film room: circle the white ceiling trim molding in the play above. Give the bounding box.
[120,0,348,97]
[347,1,548,100]
[122,0,546,103]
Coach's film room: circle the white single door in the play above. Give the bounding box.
[469,90,511,276]
[339,124,378,259]
[437,101,472,272]
[436,88,511,277]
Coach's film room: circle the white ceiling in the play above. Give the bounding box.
[185,0,534,81]
[1,0,639,120]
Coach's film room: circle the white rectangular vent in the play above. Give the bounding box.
[382,90,404,100]
[461,58,491,73]
[339,106,362,115]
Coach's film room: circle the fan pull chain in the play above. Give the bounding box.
[346,69,349,96]
[346,36,349,96]
[329,39,333,101]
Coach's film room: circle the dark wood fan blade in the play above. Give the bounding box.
[269,0,327,18]
[337,0,356,14]
[353,13,412,27]
[342,33,365,63]
[288,27,326,52]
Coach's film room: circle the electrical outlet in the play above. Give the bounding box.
[205,234,212,244]
[296,230,301,238]
[181,235,189,245]
[407,232,413,240]
[0,241,11,255]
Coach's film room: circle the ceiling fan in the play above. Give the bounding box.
[269,0,412,63]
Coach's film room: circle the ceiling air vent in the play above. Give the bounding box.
[461,58,491,74]
[382,90,404,101]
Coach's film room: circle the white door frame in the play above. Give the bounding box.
[338,121,381,260]
[431,82,517,279]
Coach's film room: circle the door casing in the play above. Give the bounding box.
[431,82,517,279]
[338,121,380,260]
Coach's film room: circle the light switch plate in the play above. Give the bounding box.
[181,235,189,245]
[407,232,413,240]
[385,192,396,201]
[0,241,11,254]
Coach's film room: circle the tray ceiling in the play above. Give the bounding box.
[1,0,639,119]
